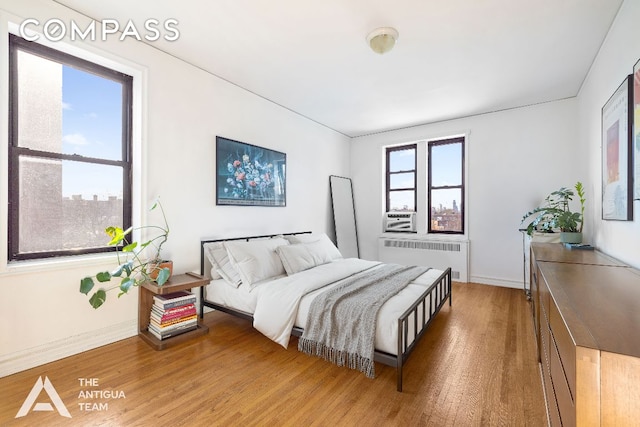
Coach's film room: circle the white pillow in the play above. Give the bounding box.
[276,235,342,275]
[203,242,242,287]
[203,243,222,279]
[285,233,322,244]
[224,237,289,288]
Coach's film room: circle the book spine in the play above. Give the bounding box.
[149,325,198,340]
[152,291,195,305]
[150,306,197,322]
[148,323,198,340]
[151,303,196,316]
[153,297,197,310]
[149,316,197,330]
[150,310,197,325]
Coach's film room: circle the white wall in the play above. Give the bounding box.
[578,0,640,268]
[0,0,350,376]
[351,98,580,287]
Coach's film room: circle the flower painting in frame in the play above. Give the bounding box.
[216,136,286,207]
[601,75,633,220]
[634,59,640,201]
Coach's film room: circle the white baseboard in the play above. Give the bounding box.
[0,320,137,378]
[469,275,525,290]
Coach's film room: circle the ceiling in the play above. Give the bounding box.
[53,0,623,138]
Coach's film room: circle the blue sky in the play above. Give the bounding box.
[61,66,123,199]
[389,143,462,211]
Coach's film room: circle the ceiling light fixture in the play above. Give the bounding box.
[366,27,399,55]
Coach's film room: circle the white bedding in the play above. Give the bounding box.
[204,258,444,355]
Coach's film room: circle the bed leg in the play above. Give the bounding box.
[199,286,204,319]
[448,268,452,307]
[396,317,403,392]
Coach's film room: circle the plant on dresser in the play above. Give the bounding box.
[520,182,585,244]
[79,199,172,309]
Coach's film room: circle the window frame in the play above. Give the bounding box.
[385,143,417,213]
[427,136,465,234]
[8,34,133,261]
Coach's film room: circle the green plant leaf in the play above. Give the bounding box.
[112,261,134,277]
[89,289,107,309]
[96,271,111,282]
[111,264,124,277]
[122,242,138,252]
[106,226,133,246]
[105,226,118,238]
[155,268,171,286]
[123,261,132,276]
[119,277,136,294]
[80,277,95,295]
[106,226,125,246]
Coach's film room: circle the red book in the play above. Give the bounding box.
[150,305,197,324]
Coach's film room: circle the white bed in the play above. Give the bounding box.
[199,232,452,391]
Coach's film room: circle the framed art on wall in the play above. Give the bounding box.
[634,59,640,201]
[216,136,286,207]
[601,75,633,220]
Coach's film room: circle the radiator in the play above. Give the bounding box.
[378,237,469,282]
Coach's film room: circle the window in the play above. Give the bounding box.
[385,144,416,212]
[8,34,133,261]
[428,136,465,234]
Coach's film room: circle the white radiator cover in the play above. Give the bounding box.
[378,236,469,282]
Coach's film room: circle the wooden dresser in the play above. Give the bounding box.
[530,243,640,426]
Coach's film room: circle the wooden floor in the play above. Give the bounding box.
[0,282,546,426]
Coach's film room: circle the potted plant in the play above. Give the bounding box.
[521,182,585,244]
[79,199,172,309]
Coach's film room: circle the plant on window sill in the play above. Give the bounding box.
[79,199,171,309]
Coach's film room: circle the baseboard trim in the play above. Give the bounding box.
[469,275,524,290]
[0,320,137,378]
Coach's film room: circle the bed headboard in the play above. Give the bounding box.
[200,231,312,277]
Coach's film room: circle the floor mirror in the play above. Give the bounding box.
[329,175,359,258]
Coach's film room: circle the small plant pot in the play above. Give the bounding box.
[560,232,582,244]
[148,260,173,280]
[531,232,561,243]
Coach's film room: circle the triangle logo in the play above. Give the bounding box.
[15,376,71,418]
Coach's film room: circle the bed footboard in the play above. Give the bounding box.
[394,267,452,391]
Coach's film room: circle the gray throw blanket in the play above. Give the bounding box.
[298,264,430,378]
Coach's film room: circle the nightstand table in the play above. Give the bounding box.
[138,272,209,350]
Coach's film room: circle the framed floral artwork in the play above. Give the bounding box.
[216,136,286,207]
[601,75,633,220]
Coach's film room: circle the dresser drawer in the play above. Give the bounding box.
[538,265,550,324]
[550,331,575,426]
[540,320,551,369]
[541,336,562,427]
[549,297,576,399]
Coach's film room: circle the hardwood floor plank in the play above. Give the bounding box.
[0,282,546,426]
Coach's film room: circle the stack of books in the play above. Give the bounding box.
[148,290,198,340]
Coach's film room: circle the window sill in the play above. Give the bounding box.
[2,252,119,277]
[380,232,469,242]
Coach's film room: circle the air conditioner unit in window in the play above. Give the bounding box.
[384,212,416,232]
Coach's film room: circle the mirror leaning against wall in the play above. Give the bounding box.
[329,175,359,259]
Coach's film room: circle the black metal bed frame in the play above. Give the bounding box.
[199,232,452,392]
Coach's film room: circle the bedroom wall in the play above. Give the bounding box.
[350,98,580,287]
[0,0,350,376]
[577,0,640,268]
